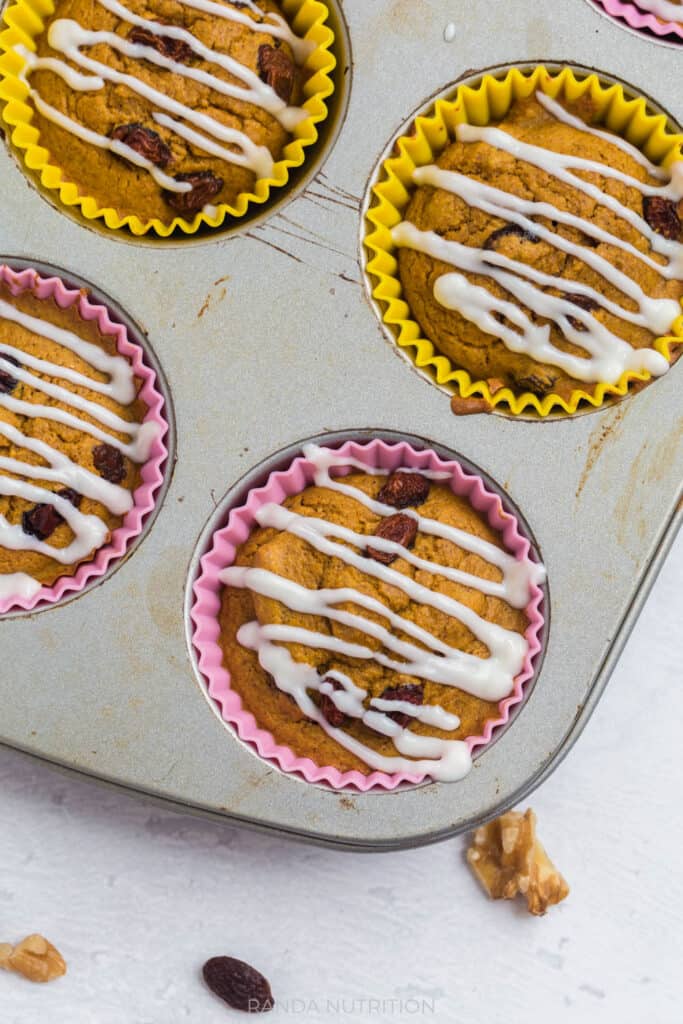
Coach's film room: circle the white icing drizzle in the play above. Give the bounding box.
[303,444,547,606]
[220,445,545,783]
[392,93,683,385]
[151,111,269,176]
[0,291,157,600]
[18,0,313,202]
[177,0,316,64]
[535,92,669,181]
[632,0,683,20]
[0,297,136,402]
[0,420,133,515]
[235,627,474,782]
[0,477,109,564]
[87,0,308,133]
[0,572,42,601]
[19,65,191,194]
[45,20,276,180]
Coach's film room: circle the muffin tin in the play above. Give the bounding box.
[1,0,681,849]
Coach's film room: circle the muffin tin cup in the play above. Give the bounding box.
[364,63,683,418]
[0,263,169,614]
[590,0,683,41]
[190,437,546,792]
[0,0,337,237]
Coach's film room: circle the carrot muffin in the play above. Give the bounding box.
[394,93,683,402]
[17,0,313,223]
[218,445,545,780]
[0,273,159,602]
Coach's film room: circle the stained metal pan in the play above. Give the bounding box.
[0,0,681,848]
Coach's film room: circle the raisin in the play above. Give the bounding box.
[111,123,171,169]
[21,503,63,541]
[92,444,126,484]
[318,678,347,728]
[203,956,274,1013]
[377,472,430,509]
[165,171,223,213]
[0,353,20,394]
[563,293,599,312]
[56,488,82,508]
[642,196,681,241]
[367,513,418,565]
[380,683,424,728]
[513,369,559,396]
[20,486,83,541]
[257,44,296,103]
[128,26,194,64]
[483,224,540,250]
[562,292,599,332]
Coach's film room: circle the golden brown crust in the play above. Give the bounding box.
[399,96,683,402]
[219,473,528,775]
[32,0,304,224]
[0,280,145,585]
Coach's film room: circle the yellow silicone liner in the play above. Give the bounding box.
[364,65,683,417]
[0,0,336,237]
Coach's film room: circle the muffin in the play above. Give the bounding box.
[366,67,683,414]
[212,443,545,784]
[12,0,318,225]
[0,267,161,605]
[394,92,683,405]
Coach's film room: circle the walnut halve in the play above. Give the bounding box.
[467,808,569,916]
[0,934,66,983]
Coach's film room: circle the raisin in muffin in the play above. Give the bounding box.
[21,0,311,223]
[393,93,683,402]
[0,273,158,599]
[217,446,544,780]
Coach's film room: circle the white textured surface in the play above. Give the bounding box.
[0,534,681,1024]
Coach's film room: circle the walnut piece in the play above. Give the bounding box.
[467,809,569,916]
[450,394,493,416]
[0,934,66,983]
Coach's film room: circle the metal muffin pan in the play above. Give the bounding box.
[0,0,681,849]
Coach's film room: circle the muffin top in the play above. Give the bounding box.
[219,445,545,781]
[0,274,158,602]
[394,93,683,402]
[20,0,313,223]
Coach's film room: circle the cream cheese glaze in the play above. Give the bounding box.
[220,445,546,783]
[0,294,158,597]
[392,91,683,386]
[18,0,313,203]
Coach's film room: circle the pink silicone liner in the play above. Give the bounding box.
[191,439,546,792]
[0,263,169,614]
[593,0,683,39]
